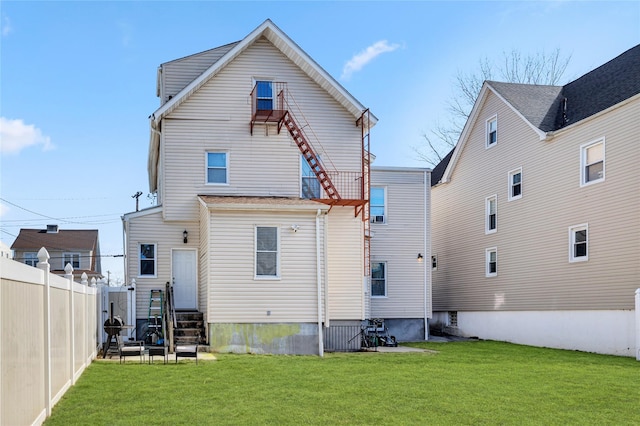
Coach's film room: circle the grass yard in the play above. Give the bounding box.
[46,341,639,425]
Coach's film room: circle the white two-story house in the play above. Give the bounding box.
[122,20,430,354]
[431,45,639,356]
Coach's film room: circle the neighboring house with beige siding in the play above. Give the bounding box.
[431,45,640,356]
[370,167,430,341]
[122,20,431,354]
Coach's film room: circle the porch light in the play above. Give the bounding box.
[183,230,188,244]
[417,253,424,262]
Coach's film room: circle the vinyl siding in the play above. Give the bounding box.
[370,169,430,319]
[160,43,238,104]
[124,209,199,319]
[432,92,640,311]
[206,209,325,323]
[326,207,364,320]
[198,201,210,315]
[161,37,363,221]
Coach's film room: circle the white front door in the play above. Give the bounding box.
[172,249,197,310]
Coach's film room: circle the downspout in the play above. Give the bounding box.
[423,170,429,340]
[316,209,324,357]
[121,216,128,286]
[323,212,330,328]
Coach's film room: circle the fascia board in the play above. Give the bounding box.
[150,19,376,126]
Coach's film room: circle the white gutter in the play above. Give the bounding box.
[315,209,324,357]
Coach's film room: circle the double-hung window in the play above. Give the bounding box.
[63,252,80,269]
[24,252,38,267]
[301,155,321,199]
[370,187,386,224]
[256,226,279,278]
[486,195,497,234]
[371,262,387,297]
[569,224,588,262]
[508,168,522,201]
[580,139,605,186]
[139,243,156,276]
[255,80,273,111]
[486,248,497,277]
[206,152,228,184]
[486,116,497,148]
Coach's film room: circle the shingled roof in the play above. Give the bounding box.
[432,44,640,186]
[11,228,100,252]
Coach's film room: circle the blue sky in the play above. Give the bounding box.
[1,1,638,282]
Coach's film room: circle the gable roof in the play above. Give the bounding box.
[434,44,640,186]
[148,19,378,192]
[11,228,99,252]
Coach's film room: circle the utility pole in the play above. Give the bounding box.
[132,191,143,212]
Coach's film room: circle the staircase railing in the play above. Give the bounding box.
[165,281,176,353]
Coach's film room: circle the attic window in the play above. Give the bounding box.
[486,116,497,148]
[255,81,273,110]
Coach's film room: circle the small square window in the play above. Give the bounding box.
[569,224,588,262]
[24,252,39,267]
[486,195,497,234]
[486,116,497,148]
[580,139,604,186]
[508,168,522,201]
[207,152,228,184]
[486,248,497,277]
[63,253,80,269]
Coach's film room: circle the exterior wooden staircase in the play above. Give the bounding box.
[173,311,206,346]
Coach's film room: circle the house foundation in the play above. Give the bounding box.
[208,323,319,355]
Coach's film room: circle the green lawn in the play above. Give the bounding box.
[46,341,639,425]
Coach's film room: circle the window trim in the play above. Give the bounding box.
[205,151,229,185]
[508,167,523,201]
[63,252,81,269]
[569,224,589,263]
[24,252,39,267]
[371,261,387,298]
[485,195,497,234]
[486,247,497,277]
[138,243,157,278]
[580,138,605,187]
[300,155,321,199]
[370,186,387,224]
[254,225,280,280]
[486,115,497,148]
[253,78,275,111]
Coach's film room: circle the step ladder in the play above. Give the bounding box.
[147,289,164,342]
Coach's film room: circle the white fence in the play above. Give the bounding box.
[0,248,101,426]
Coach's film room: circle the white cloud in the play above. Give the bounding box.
[0,117,54,154]
[0,202,8,218]
[341,40,401,80]
[2,16,12,36]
